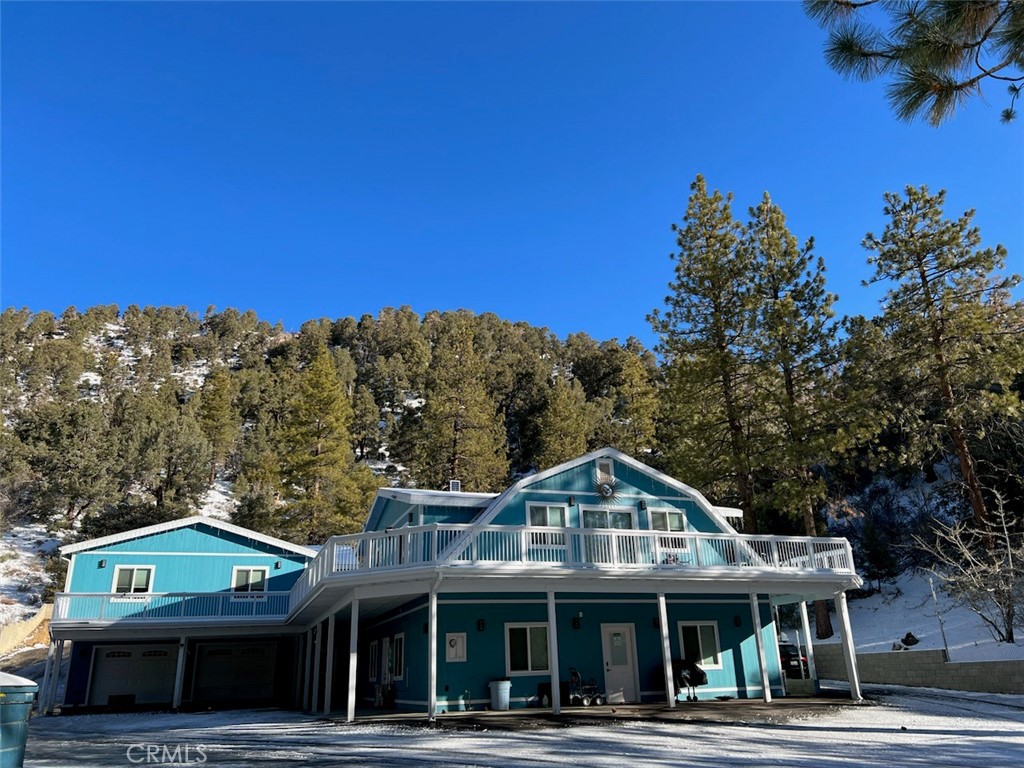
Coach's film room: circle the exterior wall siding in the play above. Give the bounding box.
[67,525,308,594]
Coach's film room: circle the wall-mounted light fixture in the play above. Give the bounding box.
[638,500,648,510]
[652,617,660,629]
[476,619,486,632]
[408,512,414,524]
[734,615,742,627]
[98,559,107,569]
[274,560,282,570]
[572,617,581,630]
[567,496,576,507]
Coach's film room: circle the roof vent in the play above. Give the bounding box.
[448,479,462,492]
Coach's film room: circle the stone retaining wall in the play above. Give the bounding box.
[814,642,1024,694]
[0,603,52,656]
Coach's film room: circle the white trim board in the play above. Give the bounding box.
[61,516,316,558]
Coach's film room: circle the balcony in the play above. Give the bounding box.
[288,523,855,609]
[52,591,291,625]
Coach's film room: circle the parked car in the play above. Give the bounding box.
[778,643,808,679]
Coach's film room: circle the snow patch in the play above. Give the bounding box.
[0,521,59,625]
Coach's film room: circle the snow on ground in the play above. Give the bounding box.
[0,521,58,625]
[23,685,1024,767]
[198,478,237,521]
[811,570,1024,662]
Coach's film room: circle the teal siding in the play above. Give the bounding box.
[492,458,722,533]
[353,591,783,712]
[68,524,308,594]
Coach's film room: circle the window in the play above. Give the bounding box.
[141,650,168,658]
[392,633,405,681]
[112,566,152,594]
[651,509,689,563]
[678,622,722,669]
[528,504,567,551]
[368,641,379,682]
[597,459,614,482]
[505,623,549,675]
[232,567,268,593]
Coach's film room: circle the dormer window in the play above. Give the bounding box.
[597,459,614,483]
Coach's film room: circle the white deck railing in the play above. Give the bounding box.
[52,591,291,624]
[290,524,854,610]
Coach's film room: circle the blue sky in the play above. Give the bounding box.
[2,1,1021,347]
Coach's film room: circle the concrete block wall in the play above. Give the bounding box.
[814,643,1024,694]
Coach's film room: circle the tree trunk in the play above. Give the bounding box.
[814,599,834,640]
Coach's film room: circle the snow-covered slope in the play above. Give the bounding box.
[813,570,1024,662]
[0,522,59,625]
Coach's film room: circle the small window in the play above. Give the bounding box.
[678,622,722,669]
[506,624,549,675]
[651,510,686,532]
[141,650,168,658]
[392,634,405,681]
[241,647,266,656]
[368,641,378,682]
[232,567,268,593]
[528,504,567,549]
[113,566,153,594]
[597,459,614,482]
[105,650,132,658]
[208,648,232,657]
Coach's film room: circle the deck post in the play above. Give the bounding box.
[323,615,336,715]
[57,640,72,709]
[835,590,862,701]
[749,594,772,703]
[657,593,675,708]
[546,591,560,715]
[45,640,64,714]
[172,636,188,709]
[798,601,817,682]
[347,599,360,723]
[40,641,56,714]
[311,622,322,713]
[427,589,438,719]
[303,628,313,711]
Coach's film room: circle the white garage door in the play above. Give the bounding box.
[88,644,177,706]
[192,642,277,703]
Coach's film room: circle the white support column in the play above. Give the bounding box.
[303,628,313,711]
[749,594,772,704]
[657,593,676,708]
[172,637,188,709]
[311,623,322,713]
[835,590,863,701]
[40,641,56,714]
[46,640,65,714]
[799,601,817,682]
[347,599,360,723]
[323,615,336,715]
[427,589,438,720]
[546,592,561,715]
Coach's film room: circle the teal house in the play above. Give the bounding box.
[43,448,864,718]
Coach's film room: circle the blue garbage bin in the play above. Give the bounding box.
[0,672,38,768]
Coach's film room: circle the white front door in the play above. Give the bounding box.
[601,623,638,704]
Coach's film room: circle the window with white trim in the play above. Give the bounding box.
[392,633,405,681]
[597,459,614,482]
[113,566,153,594]
[232,566,268,593]
[527,504,567,550]
[678,621,722,669]
[506,623,549,675]
[651,509,689,562]
[368,641,379,682]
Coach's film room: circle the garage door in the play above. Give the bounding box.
[192,642,277,703]
[88,644,177,706]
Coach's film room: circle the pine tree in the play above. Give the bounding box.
[351,385,381,460]
[612,342,659,456]
[197,367,240,483]
[535,377,589,470]
[414,315,509,491]
[864,186,1023,529]
[279,347,360,541]
[649,175,761,531]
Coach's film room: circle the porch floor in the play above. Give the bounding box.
[339,691,862,730]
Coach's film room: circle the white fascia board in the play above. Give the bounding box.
[60,516,317,559]
[376,488,497,508]
[714,506,744,519]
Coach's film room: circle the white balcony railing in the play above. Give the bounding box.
[290,524,854,611]
[52,591,291,624]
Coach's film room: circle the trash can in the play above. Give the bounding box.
[0,672,38,768]
[488,679,511,711]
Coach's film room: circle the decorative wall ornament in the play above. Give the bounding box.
[594,477,620,504]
